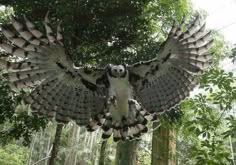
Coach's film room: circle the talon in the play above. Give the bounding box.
[111,95,116,104]
[108,95,117,108]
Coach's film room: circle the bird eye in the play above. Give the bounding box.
[114,69,118,72]
[119,69,123,72]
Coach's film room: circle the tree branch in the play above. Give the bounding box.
[32,156,51,165]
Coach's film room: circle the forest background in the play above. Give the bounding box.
[1,0,236,165]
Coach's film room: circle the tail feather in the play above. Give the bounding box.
[86,120,99,132]
[86,99,156,141]
[86,111,150,141]
[120,127,129,141]
[113,129,122,142]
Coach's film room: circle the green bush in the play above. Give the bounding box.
[0,144,28,165]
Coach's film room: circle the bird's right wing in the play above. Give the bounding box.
[0,14,107,125]
[128,16,213,114]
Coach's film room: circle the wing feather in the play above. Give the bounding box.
[56,22,64,46]
[44,12,56,44]
[0,14,107,125]
[179,15,201,39]
[129,15,213,113]
[54,85,72,123]
[23,15,49,44]
[10,15,43,46]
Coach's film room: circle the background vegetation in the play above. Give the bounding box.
[0,0,236,164]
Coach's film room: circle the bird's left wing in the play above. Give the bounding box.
[128,16,213,114]
[0,15,107,125]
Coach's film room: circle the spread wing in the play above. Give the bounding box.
[0,14,107,125]
[128,16,213,114]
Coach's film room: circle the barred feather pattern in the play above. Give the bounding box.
[0,14,213,142]
[0,14,106,126]
[86,99,152,141]
[129,15,213,113]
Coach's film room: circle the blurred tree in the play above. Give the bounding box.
[115,140,139,165]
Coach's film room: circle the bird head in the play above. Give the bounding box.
[108,64,127,78]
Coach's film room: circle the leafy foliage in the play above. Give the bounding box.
[229,45,236,63]
[0,80,15,124]
[0,75,48,146]
[0,110,48,146]
[177,68,236,164]
[0,143,28,165]
[0,6,13,23]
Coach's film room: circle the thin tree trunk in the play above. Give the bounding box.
[33,156,51,165]
[38,131,44,164]
[151,123,169,165]
[230,130,236,164]
[99,140,107,165]
[28,133,38,165]
[64,124,78,165]
[45,135,51,165]
[115,140,139,165]
[151,123,176,165]
[169,129,176,165]
[48,123,63,165]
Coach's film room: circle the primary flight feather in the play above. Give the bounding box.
[0,14,213,141]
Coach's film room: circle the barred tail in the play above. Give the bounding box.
[86,99,157,142]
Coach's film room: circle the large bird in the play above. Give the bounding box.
[0,13,213,141]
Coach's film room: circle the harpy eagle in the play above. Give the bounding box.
[0,13,213,141]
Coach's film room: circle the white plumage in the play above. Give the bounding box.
[108,68,132,121]
[0,13,213,141]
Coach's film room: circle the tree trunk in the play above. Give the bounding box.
[27,133,38,165]
[151,123,176,165]
[45,135,52,165]
[115,140,139,165]
[48,123,63,165]
[169,129,176,165]
[64,124,78,165]
[38,131,45,164]
[99,140,107,165]
[230,131,236,165]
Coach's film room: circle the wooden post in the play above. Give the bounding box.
[64,124,79,165]
[99,140,107,165]
[115,140,139,165]
[151,123,176,165]
[168,129,176,165]
[48,123,63,165]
